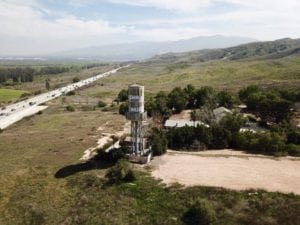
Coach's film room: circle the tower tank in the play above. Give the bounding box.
[126,84,147,155]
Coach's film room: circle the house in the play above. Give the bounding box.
[164,119,209,128]
[213,107,232,122]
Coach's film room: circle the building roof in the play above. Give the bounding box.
[213,107,232,116]
[164,119,209,128]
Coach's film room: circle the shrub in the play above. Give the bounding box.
[182,199,217,225]
[118,89,128,101]
[20,92,31,98]
[151,128,168,156]
[66,105,75,112]
[286,144,300,156]
[96,148,125,163]
[33,90,42,95]
[66,90,75,96]
[105,159,135,184]
[98,100,107,108]
[72,77,80,83]
[81,105,96,111]
[217,90,235,108]
[119,102,128,115]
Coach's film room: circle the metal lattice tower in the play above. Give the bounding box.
[126,84,147,156]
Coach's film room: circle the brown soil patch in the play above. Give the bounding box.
[151,150,300,195]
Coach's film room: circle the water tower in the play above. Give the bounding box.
[126,84,147,156]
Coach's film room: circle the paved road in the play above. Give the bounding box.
[0,65,129,130]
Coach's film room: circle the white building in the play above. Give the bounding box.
[164,119,209,128]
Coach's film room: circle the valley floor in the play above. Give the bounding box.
[151,150,300,195]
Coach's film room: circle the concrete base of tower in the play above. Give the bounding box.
[128,149,152,164]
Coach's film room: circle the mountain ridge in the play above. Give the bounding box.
[50,35,256,61]
[149,38,300,63]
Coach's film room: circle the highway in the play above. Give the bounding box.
[0,65,129,130]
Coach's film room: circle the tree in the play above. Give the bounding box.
[219,113,246,133]
[195,86,216,108]
[66,105,75,112]
[167,87,187,113]
[119,102,128,115]
[238,85,259,102]
[151,128,168,156]
[184,84,196,108]
[147,91,172,121]
[217,90,235,108]
[98,100,107,108]
[118,89,128,101]
[210,125,231,149]
[45,78,50,91]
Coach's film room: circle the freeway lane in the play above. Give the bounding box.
[0,65,129,130]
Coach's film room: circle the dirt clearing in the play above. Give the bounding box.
[151,150,300,195]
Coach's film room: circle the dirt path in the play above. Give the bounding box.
[80,122,130,161]
[151,150,300,195]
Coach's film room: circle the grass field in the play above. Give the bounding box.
[0,58,300,224]
[0,88,29,103]
[83,57,300,101]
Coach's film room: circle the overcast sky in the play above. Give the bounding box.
[0,0,299,55]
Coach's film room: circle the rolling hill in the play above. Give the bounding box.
[150,38,300,63]
[150,38,300,62]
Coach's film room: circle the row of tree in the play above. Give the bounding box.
[165,113,300,156]
[0,67,34,83]
[119,84,300,124]
[238,85,300,123]
[0,66,72,84]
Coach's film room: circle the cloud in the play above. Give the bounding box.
[0,1,127,54]
[109,0,211,13]
[0,0,299,55]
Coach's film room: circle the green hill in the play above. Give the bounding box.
[151,38,300,63]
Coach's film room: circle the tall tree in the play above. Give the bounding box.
[45,78,50,91]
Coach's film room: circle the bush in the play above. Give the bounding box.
[286,144,300,156]
[105,159,135,184]
[182,199,217,225]
[119,102,128,115]
[98,100,107,108]
[217,90,235,108]
[81,105,96,111]
[66,105,75,112]
[20,92,31,98]
[118,89,128,101]
[72,77,80,83]
[66,90,75,96]
[151,128,168,156]
[33,90,42,95]
[96,148,125,163]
